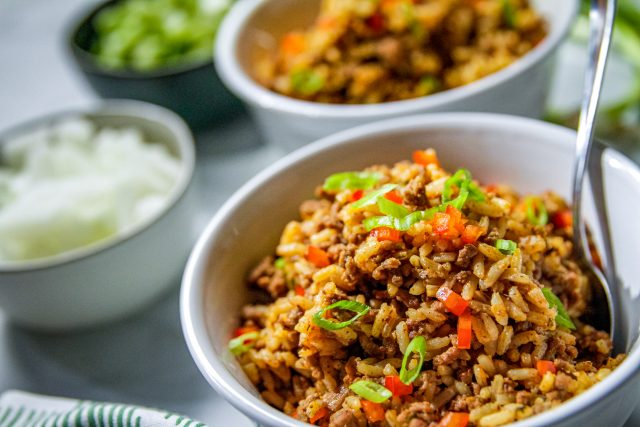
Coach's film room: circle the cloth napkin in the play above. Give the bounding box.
[0,391,206,427]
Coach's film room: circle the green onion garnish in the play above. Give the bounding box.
[495,239,517,255]
[312,300,370,330]
[349,380,392,403]
[377,196,410,218]
[291,69,325,95]
[228,331,260,356]
[323,172,382,191]
[502,0,516,28]
[399,336,427,384]
[363,208,438,232]
[351,184,397,209]
[274,257,286,270]
[525,196,549,226]
[442,169,484,208]
[541,288,576,330]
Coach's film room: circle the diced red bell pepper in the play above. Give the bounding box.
[438,412,469,427]
[281,32,305,56]
[309,407,328,425]
[366,12,385,32]
[306,245,330,268]
[412,149,439,166]
[536,360,557,375]
[361,400,385,423]
[384,190,403,204]
[552,209,573,229]
[233,326,258,337]
[436,287,469,316]
[385,375,413,397]
[461,224,483,244]
[371,226,402,242]
[457,310,473,350]
[350,189,364,202]
[294,284,305,296]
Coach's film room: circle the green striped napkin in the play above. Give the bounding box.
[0,391,206,427]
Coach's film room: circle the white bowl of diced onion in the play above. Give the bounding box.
[0,100,195,331]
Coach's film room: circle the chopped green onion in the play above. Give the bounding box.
[274,257,286,270]
[418,76,440,95]
[541,288,576,330]
[502,0,516,28]
[291,69,325,95]
[442,169,470,203]
[377,196,410,218]
[525,196,549,226]
[349,380,392,403]
[495,239,517,255]
[442,169,484,208]
[363,208,438,232]
[228,331,259,356]
[351,184,397,209]
[312,300,370,330]
[399,336,427,384]
[323,171,382,191]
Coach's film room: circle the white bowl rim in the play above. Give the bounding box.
[0,99,195,273]
[181,112,640,427]
[215,0,578,119]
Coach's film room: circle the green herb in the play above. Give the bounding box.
[377,196,410,218]
[291,69,325,95]
[442,169,484,208]
[349,380,392,403]
[525,196,549,226]
[502,0,517,28]
[91,0,232,71]
[363,208,438,232]
[274,257,286,270]
[228,331,260,356]
[312,300,370,330]
[351,184,397,209]
[495,239,517,255]
[418,76,440,95]
[399,336,427,384]
[323,171,382,191]
[542,288,576,330]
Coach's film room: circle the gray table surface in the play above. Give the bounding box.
[0,1,638,426]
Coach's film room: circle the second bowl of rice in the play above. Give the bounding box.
[215,0,578,151]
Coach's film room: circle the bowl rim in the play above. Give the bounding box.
[65,0,216,80]
[181,112,640,427]
[0,99,195,273]
[214,0,579,119]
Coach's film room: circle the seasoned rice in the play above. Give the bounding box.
[254,0,548,104]
[230,149,623,427]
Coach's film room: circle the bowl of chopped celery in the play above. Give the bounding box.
[0,100,196,331]
[67,0,242,129]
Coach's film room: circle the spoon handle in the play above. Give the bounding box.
[571,0,616,263]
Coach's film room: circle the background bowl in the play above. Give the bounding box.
[181,113,640,427]
[215,0,578,152]
[67,0,243,130]
[0,100,196,331]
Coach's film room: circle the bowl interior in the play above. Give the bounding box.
[233,0,575,99]
[184,115,640,426]
[0,101,194,272]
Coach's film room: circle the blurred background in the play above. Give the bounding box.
[1,0,639,426]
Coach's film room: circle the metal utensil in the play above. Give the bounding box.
[571,0,622,348]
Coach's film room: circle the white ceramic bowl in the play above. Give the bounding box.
[181,113,640,427]
[0,100,196,331]
[215,0,578,151]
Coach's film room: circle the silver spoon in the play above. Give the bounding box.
[571,0,622,349]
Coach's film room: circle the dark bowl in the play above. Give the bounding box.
[66,0,244,130]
